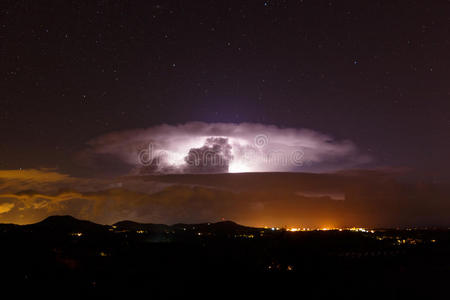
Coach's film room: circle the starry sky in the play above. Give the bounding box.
[1,0,449,180]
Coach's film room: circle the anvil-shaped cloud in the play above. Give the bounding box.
[80,122,371,175]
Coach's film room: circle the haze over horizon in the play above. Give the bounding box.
[0,168,448,228]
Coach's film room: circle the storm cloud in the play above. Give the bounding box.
[80,122,372,175]
[184,137,233,173]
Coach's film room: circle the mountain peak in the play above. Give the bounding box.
[29,215,108,233]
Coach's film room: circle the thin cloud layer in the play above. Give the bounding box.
[0,169,74,193]
[80,122,371,175]
[0,169,449,228]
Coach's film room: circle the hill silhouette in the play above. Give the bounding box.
[114,219,259,234]
[24,215,109,233]
[0,215,257,234]
[113,220,171,232]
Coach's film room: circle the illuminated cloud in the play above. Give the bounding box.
[0,202,14,214]
[80,122,371,175]
[184,137,233,173]
[0,169,448,228]
[0,169,73,193]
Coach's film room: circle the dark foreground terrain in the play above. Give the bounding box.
[1,216,449,299]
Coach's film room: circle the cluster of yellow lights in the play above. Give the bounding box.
[348,227,375,233]
[286,228,312,232]
[234,234,255,238]
[263,227,376,233]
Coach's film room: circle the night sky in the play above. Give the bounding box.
[1,0,450,180]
